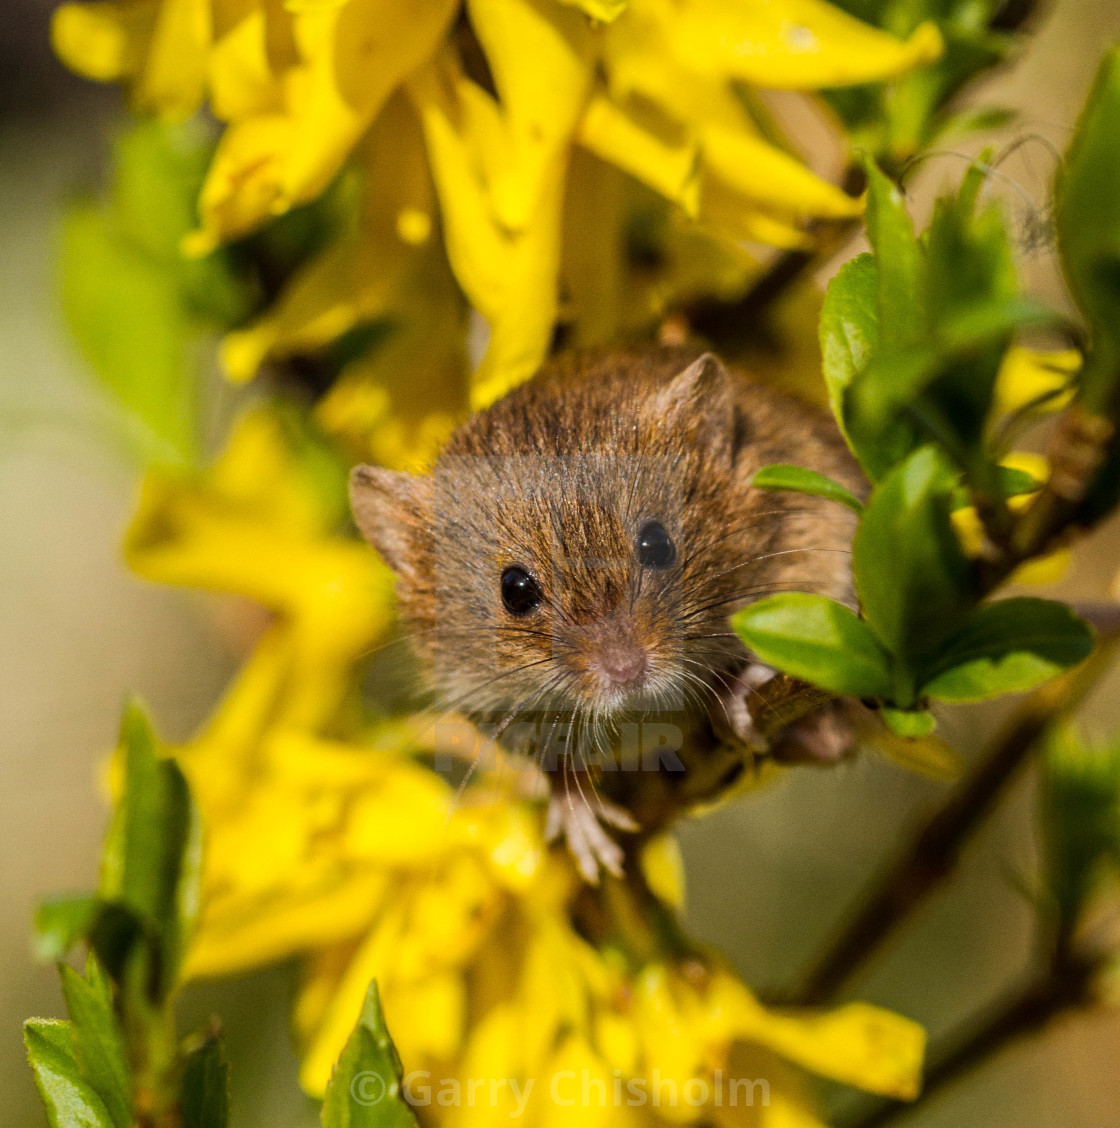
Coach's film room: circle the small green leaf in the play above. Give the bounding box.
[180,1033,229,1128]
[880,707,937,738]
[34,897,99,962]
[864,159,924,352]
[750,464,864,513]
[853,446,972,671]
[100,700,200,997]
[1057,46,1120,409]
[921,598,1094,702]
[1042,725,1120,927]
[732,594,894,698]
[25,1019,115,1128]
[321,981,419,1128]
[59,960,131,1128]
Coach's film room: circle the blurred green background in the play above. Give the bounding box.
[3,1,1120,1124]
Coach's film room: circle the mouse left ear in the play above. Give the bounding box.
[349,464,425,578]
[653,352,735,462]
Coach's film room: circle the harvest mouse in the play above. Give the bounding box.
[350,348,864,881]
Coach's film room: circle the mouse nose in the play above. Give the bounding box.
[593,644,648,688]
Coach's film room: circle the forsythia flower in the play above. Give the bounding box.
[53,0,942,407]
[121,403,926,1125]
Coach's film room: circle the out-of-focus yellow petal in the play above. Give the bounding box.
[701,122,862,220]
[52,0,157,83]
[191,0,457,245]
[665,0,942,89]
[577,93,701,216]
[641,834,686,910]
[208,5,283,121]
[701,177,812,249]
[735,1001,925,1100]
[993,346,1080,416]
[133,0,211,116]
[557,0,628,23]
[469,158,566,409]
[952,454,1071,586]
[468,0,595,232]
[186,871,389,977]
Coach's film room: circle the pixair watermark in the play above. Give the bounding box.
[350,1069,770,1117]
[433,719,687,773]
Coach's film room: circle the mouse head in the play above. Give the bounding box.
[350,353,772,726]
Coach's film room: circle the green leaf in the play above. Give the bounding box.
[750,464,864,513]
[821,252,926,481]
[100,700,201,997]
[61,203,197,469]
[863,159,925,353]
[180,1034,229,1128]
[25,1020,115,1128]
[59,960,131,1128]
[1042,725,1120,927]
[732,594,894,698]
[321,981,419,1128]
[1057,46,1120,409]
[34,897,100,962]
[853,446,972,682]
[921,598,1095,702]
[880,707,937,738]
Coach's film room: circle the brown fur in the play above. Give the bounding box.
[351,347,863,730]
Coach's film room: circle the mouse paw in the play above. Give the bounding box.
[770,699,862,765]
[710,663,775,752]
[545,784,638,884]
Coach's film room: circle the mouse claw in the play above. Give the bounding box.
[545,786,637,884]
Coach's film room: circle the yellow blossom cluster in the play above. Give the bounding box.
[54,0,942,412]
[56,1,953,1120]
[118,405,926,1126]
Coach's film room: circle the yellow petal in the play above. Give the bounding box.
[701,121,862,220]
[193,0,457,244]
[186,871,389,977]
[665,0,942,90]
[209,5,284,121]
[701,177,812,249]
[557,0,628,22]
[469,157,567,410]
[641,834,686,910]
[736,1001,925,1100]
[408,58,510,320]
[577,92,701,216]
[993,346,1080,416]
[133,0,211,117]
[467,0,596,231]
[52,1,157,83]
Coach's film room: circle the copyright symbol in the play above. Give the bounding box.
[350,1071,386,1106]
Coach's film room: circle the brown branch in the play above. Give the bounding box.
[838,951,1099,1128]
[779,636,1119,1006]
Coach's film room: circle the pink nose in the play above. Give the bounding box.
[594,647,648,687]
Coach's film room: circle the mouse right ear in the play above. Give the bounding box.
[653,352,735,463]
[349,464,424,577]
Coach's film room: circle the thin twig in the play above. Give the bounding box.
[780,636,1119,1006]
[838,951,1099,1128]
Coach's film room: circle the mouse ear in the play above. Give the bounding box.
[653,353,735,462]
[349,464,425,577]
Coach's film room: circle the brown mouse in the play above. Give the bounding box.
[350,347,864,880]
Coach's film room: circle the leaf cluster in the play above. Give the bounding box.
[25,700,415,1128]
[737,47,1120,735]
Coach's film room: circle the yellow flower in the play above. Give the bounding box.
[952,452,1071,587]
[178,711,924,1122]
[55,0,943,405]
[993,347,1080,418]
[124,406,394,728]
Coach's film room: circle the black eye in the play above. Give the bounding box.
[636,521,675,568]
[501,566,543,616]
